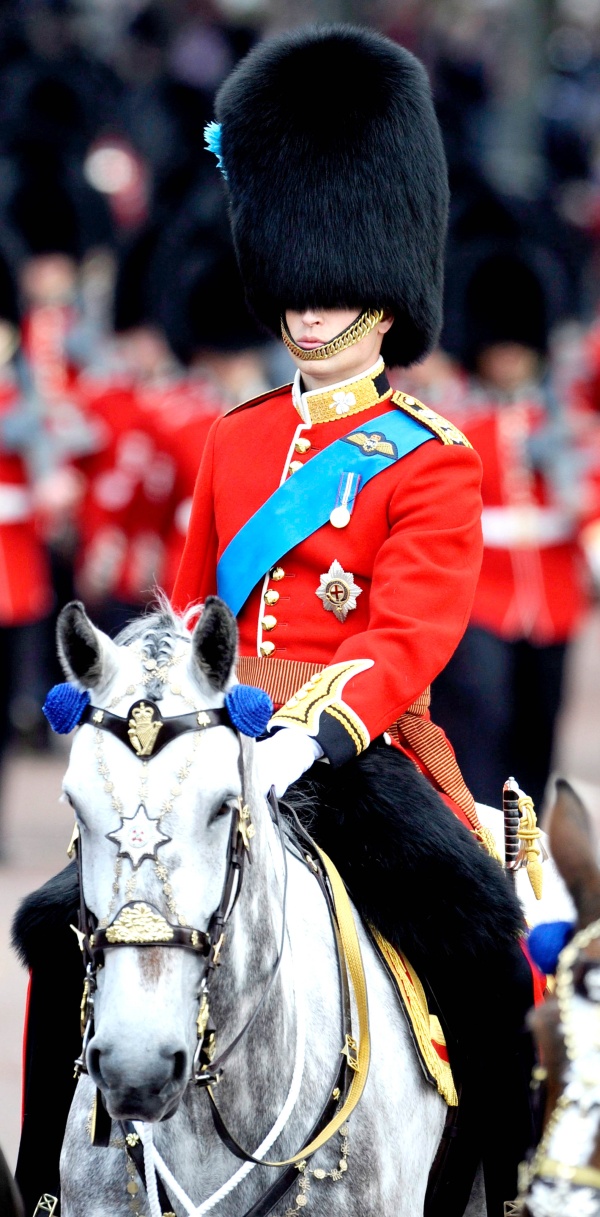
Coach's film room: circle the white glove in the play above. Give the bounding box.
[255,727,324,798]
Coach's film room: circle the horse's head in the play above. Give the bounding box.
[524,781,600,1216]
[57,596,262,1123]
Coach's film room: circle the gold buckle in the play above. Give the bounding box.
[237,801,255,852]
[341,1033,359,1072]
[33,1197,59,1216]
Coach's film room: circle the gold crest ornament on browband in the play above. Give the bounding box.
[281,308,384,361]
[128,701,163,757]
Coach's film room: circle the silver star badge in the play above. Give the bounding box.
[107,803,171,869]
[316,559,362,623]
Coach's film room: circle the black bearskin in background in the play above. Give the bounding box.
[442,181,581,372]
[462,251,549,366]
[215,25,449,369]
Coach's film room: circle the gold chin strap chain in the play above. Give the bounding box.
[208,845,371,1168]
[280,308,384,362]
[514,916,600,1214]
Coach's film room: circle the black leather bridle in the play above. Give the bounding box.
[71,698,356,1217]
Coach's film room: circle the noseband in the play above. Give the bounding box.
[516,917,600,1217]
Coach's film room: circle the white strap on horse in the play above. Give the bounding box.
[135,923,307,1217]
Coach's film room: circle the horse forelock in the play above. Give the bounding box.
[114,601,195,701]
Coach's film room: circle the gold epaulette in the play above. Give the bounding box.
[392,391,472,448]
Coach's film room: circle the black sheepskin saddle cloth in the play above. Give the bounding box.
[290,739,531,1062]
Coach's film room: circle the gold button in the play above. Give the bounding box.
[404,395,416,406]
[288,460,303,475]
[262,615,277,631]
[265,589,279,605]
[260,641,275,657]
[294,437,311,454]
[271,567,285,581]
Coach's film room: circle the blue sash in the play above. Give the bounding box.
[217,408,434,616]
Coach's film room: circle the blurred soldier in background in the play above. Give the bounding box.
[73,189,270,628]
[0,242,53,856]
[413,192,600,811]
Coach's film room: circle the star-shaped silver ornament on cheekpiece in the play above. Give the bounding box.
[316,559,362,623]
[107,803,171,869]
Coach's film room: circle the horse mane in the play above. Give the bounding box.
[114,594,198,700]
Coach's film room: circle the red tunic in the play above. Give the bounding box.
[134,377,226,599]
[441,389,600,644]
[173,364,484,788]
[0,381,52,626]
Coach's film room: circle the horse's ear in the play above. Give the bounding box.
[191,596,237,692]
[548,778,600,928]
[56,601,119,689]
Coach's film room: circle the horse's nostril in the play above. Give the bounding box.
[172,1050,187,1085]
[88,1046,102,1082]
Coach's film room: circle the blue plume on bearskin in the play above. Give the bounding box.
[204,121,227,179]
[225,684,273,737]
[527,920,574,975]
[43,683,90,734]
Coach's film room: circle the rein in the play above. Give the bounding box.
[71,693,372,1215]
[517,916,600,1215]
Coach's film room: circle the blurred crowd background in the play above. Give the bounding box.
[1,0,600,844]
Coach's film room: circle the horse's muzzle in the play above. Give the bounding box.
[88,1041,189,1122]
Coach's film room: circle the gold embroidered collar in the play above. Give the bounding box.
[292,359,392,426]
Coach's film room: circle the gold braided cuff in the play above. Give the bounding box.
[269,659,372,757]
[281,309,385,361]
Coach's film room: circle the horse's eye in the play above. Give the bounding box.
[209,801,234,826]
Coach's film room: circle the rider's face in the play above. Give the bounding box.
[284,307,393,390]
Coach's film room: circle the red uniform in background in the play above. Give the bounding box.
[135,377,226,598]
[74,380,156,617]
[448,388,599,644]
[428,376,600,808]
[0,377,52,625]
[74,372,227,624]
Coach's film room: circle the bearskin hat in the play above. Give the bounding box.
[442,184,577,370]
[214,25,449,368]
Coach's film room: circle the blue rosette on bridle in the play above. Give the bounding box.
[225,685,273,738]
[43,683,90,734]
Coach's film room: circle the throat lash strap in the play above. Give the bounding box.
[80,700,231,759]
